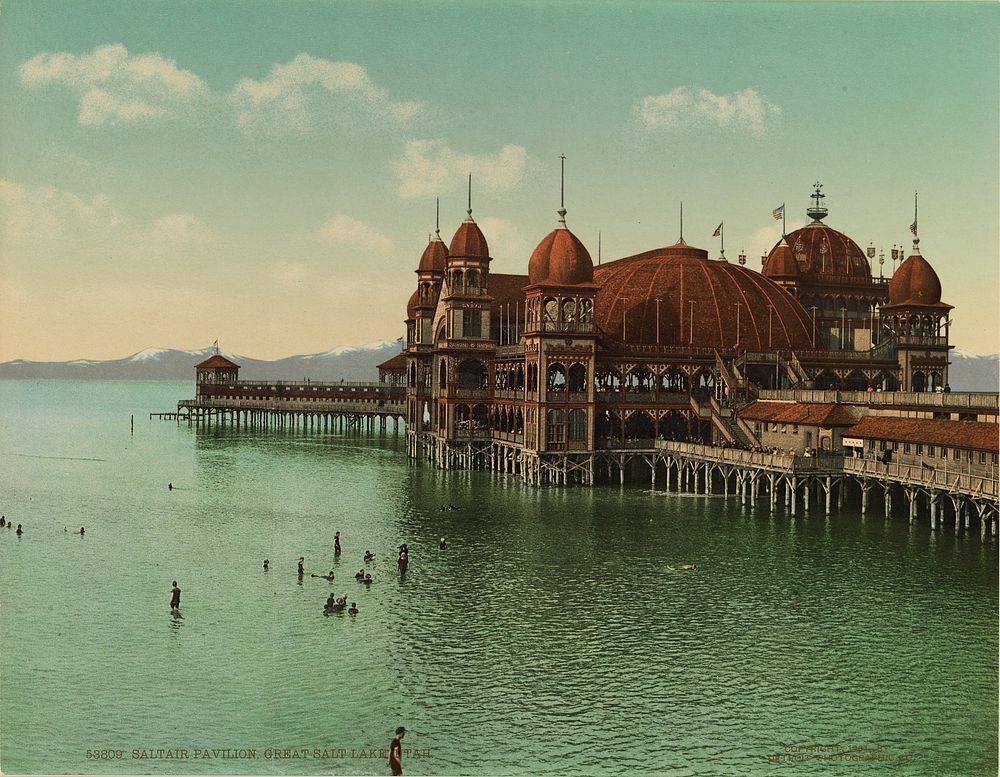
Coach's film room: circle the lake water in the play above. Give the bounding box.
[1,380,996,777]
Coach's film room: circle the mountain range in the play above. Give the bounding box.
[0,341,404,382]
[0,343,996,392]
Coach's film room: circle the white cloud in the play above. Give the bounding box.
[19,43,208,126]
[637,87,780,135]
[392,140,528,199]
[228,54,420,133]
[746,219,805,268]
[0,179,125,243]
[318,213,394,254]
[478,217,530,266]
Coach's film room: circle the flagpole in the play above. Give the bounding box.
[782,203,786,237]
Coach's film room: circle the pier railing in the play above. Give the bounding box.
[843,457,998,499]
[654,440,843,473]
[757,389,999,412]
[179,397,405,414]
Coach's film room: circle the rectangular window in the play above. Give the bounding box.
[940,447,947,459]
[927,446,934,456]
[879,440,886,451]
[903,443,911,454]
[980,452,986,464]
[793,425,799,434]
[462,310,481,338]
[916,444,923,455]
[953,448,961,461]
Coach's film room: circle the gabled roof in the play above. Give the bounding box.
[196,354,240,369]
[844,416,999,454]
[739,401,861,427]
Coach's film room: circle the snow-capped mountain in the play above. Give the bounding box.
[949,351,999,392]
[0,341,403,381]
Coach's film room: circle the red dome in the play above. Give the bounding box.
[888,249,943,305]
[418,235,448,272]
[763,237,800,279]
[406,289,419,320]
[528,227,594,285]
[593,243,815,350]
[771,223,871,280]
[449,218,490,259]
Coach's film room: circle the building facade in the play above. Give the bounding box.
[402,186,956,483]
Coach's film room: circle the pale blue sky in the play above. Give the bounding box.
[1,1,997,360]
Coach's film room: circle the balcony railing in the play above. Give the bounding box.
[757,389,999,411]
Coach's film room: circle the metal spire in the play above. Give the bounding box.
[598,231,602,265]
[557,153,567,226]
[434,197,441,240]
[678,202,686,245]
[465,173,474,222]
[910,190,920,254]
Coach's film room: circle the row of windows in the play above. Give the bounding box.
[872,439,997,464]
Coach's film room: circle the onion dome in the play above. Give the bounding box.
[406,289,419,320]
[418,232,448,273]
[770,224,871,279]
[593,243,815,350]
[527,207,594,285]
[448,209,489,259]
[887,242,944,305]
[762,236,800,279]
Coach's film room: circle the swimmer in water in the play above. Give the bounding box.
[15,524,23,536]
[0,516,5,527]
[324,593,336,612]
[354,569,366,580]
[439,537,447,550]
[334,531,342,556]
[168,483,173,491]
[79,527,85,535]
[311,570,336,581]
[362,573,373,584]
[363,550,375,562]
[169,580,181,610]
[670,564,697,572]
[297,557,305,576]
[348,603,359,615]
[263,559,269,571]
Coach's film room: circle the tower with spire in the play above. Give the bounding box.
[521,154,599,457]
[880,192,953,391]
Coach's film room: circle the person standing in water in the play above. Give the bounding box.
[388,727,406,776]
[15,524,23,536]
[263,559,269,571]
[168,483,173,491]
[169,581,181,610]
[297,557,305,576]
[79,527,85,535]
[334,532,342,556]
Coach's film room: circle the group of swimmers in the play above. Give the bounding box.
[0,516,23,535]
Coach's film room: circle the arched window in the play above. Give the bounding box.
[543,297,558,330]
[547,363,566,393]
[568,409,587,441]
[579,299,593,326]
[456,359,487,390]
[547,409,566,446]
[562,299,576,330]
[438,360,447,389]
[568,363,587,392]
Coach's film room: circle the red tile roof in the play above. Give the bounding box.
[196,354,240,369]
[739,401,861,427]
[845,416,999,453]
[377,353,407,372]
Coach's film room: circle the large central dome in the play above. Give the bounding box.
[594,244,815,350]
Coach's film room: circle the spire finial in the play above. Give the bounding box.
[557,153,567,226]
[806,181,828,223]
[433,197,441,240]
[910,190,920,253]
[598,230,602,265]
[467,173,472,217]
[677,201,686,245]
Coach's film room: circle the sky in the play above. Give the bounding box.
[1,0,997,361]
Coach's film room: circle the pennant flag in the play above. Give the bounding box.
[772,204,784,221]
[712,222,723,237]
[909,220,917,236]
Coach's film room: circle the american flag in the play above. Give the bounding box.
[712,222,722,237]
[909,220,917,236]
[772,204,784,221]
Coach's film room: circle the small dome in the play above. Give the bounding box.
[888,247,942,305]
[406,289,419,320]
[418,234,448,273]
[773,223,871,280]
[528,227,594,285]
[449,216,489,259]
[762,237,800,279]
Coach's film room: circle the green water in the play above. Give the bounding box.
[0,381,996,776]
